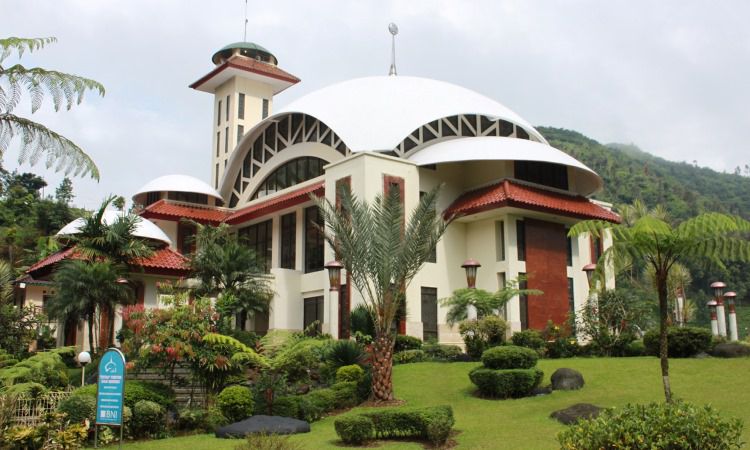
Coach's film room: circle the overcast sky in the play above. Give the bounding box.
[3,0,749,208]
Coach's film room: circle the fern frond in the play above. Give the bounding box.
[2,64,105,113]
[0,37,56,63]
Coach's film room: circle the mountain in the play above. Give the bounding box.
[537,127,750,221]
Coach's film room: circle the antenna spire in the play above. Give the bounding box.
[388,23,399,76]
[243,0,249,41]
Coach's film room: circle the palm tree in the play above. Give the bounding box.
[0,37,104,179]
[570,200,750,402]
[189,222,272,330]
[440,277,542,326]
[48,260,132,353]
[315,187,448,401]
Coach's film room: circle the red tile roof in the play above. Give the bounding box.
[141,199,231,224]
[444,179,621,223]
[26,246,190,276]
[225,181,325,225]
[189,55,301,91]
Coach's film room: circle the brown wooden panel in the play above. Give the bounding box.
[524,219,569,330]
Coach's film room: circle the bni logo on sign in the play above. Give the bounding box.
[95,348,126,426]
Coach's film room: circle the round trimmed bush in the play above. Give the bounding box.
[481,345,538,370]
[422,343,463,360]
[643,327,712,358]
[132,400,164,438]
[217,385,254,422]
[57,393,96,423]
[511,329,546,351]
[336,364,365,384]
[335,414,374,445]
[469,367,543,398]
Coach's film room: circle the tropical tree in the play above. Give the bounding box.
[570,200,750,402]
[440,277,542,325]
[0,37,104,179]
[48,259,132,353]
[189,222,272,331]
[315,186,448,401]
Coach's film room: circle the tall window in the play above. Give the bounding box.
[591,236,603,264]
[145,192,160,206]
[519,273,528,330]
[239,219,273,273]
[567,277,575,317]
[516,220,526,261]
[225,95,230,122]
[566,230,573,267]
[217,100,222,125]
[251,157,326,200]
[225,126,229,153]
[495,220,505,261]
[497,272,507,319]
[215,163,219,189]
[177,222,197,255]
[216,131,220,157]
[262,98,269,119]
[237,125,244,145]
[304,206,324,273]
[421,287,438,342]
[238,93,245,120]
[280,212,296,269]
[514,160,569,190]
[303,296,324,333]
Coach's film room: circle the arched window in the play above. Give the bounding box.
[251,157,327,200]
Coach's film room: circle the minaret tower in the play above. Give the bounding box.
[190,42,300,189]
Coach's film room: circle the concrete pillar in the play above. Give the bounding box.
[467,304,478,321]
[726,291,738,341]
[708,301,719,337]
[717,298,727,337]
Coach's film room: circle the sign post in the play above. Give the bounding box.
[95,348,126,449]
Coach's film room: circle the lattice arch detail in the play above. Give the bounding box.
[228,113,351,207]
[393,114,536,157]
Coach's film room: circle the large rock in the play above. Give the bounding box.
[711,342,750,358]
[551,368,584,390]
[550,403,603,425]
[215,415,311,438]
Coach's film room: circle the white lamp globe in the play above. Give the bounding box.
[78,351,91,365]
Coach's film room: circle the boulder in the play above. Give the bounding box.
[711,342,750,358]
[550,403,603,425]
[551,368,584,390]
[215,415,311,438]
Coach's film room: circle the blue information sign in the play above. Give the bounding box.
[96,348,126,426]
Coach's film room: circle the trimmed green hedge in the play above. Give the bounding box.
[481,345,538,369]
[469,367,543,398]
[270,381,362,422]
[422,343,463,360]
[334,405,454,446]
[643,326,712,358]
[335,364,365,384]
[394,335,423,352]
[393,349,426,364]
[217,385,254,422]
[70,380,175,410]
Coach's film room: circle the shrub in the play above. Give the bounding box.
[481,345,538,370]
[69,380,175,410]
[325,340,365,369]
[469,367,543,398]
[334,405,454,446]
[393,349,426,364]
[0,351,68,389]
[131,400,164,438]
[330,381,359,409]
[557,401,743,450]
[350,304,375,337]
[306,387,337,413]
[422,343,463,360]
[335,364,365,384]
[511,329,546,352]
[459,316,508,358]
[271,338,330,382]
[269,396,300,419]
[4,382,47,398]
[545,338,580,359]
[394,335,423,352]
[207,406,229,430]
[57,394,96,424]
[235,432,305,450]
[176,407,208,431]
[625,339,646,356]
[643,326,712,357]
[217,385,254,422]
[334,415,374,445]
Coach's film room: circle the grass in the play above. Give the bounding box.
[109,356,750,449]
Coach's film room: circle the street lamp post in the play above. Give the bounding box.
[77,351,91,387]
[710,281,727,337]
[324,260,343,338]
[461,259,481,321]
[582,263,597,290]
[706,300,719,337]
[725,291,738,341]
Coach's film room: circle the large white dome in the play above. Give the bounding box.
[133,174,222,201]
[277,75,547,152]
[57,211,172,245]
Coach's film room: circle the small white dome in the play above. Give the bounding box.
[277,75,548,152]
[57,211,172,245]
[133,174,222,201]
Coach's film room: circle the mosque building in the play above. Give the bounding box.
[20,38,618,349]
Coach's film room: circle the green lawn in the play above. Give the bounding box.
[110,357,750,449]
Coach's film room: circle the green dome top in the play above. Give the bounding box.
[212,42,277,65]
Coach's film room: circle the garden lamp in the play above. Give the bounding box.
[710,281,727,337]
[725,291,738,341]
[78,351,91,387]
[582,263,597,288]
[324,260,343,291]
[706,300,719,337]
[461,259,481,289]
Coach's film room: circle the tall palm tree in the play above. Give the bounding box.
[189,222,272,330]
[315,187,448,401]
[0,37,104,179]
[48,260,132,353]
[440,277,542,326]
[570,200,750,402]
